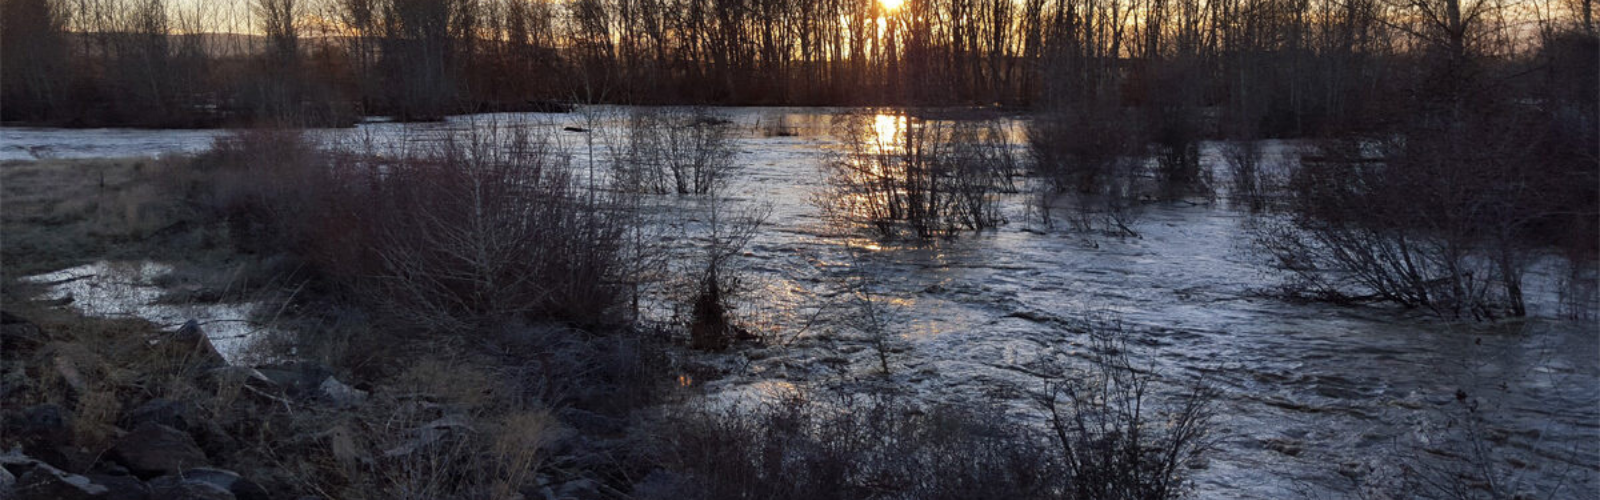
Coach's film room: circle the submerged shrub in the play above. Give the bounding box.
[1027,105,1147,237]
[1256,102,1595,320]
[613,107,740,195]
[817,112,1012,238]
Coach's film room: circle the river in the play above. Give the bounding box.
[5,107,1596,498]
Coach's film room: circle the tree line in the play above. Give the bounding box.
[1,0,1594,128]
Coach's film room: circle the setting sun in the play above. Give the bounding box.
[879,0,903,11]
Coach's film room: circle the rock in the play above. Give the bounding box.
[318,425,369,468]
[14,465,109,500]
[204,366,278,392]
[253,362,333,398]
[1,311,48,353]
[110,423,208,479]
[190,419,240,459]
[381,414,476,458]
[52,356,89,396]
[88,463,129,477]
[554,477,600,499]
[122,399,195,433]
[2,405,73,466]
[179,468,268,500]
[0,447,41,477]
[0,466,15,497]
[147,475,234,500]
[317,377,367,408]
[169,321,226,368]
[85,473,150,500]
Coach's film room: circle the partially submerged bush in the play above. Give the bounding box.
[613,107,740,195]
[1221,140,1268,212]
[1256,107,1595,319]
[818,112,1011,238]
[1028,105,1147,237]
[682,202,768,350]
[354,125,631,331]
[1037,326,1216,500]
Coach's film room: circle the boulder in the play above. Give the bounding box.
[0,311,48,354]
[2,405,73,467]
[554,477,600,500]
[169,321,226,368]
[109,423,208,479]
[203,366,278,393]
[382,414,476,458]
[14,465,109,500]
[85,473,150,500]
[0,466,15,497]
[0,447,41,477]
[317,377,367,408]
[253,362,333,398]
[146,475,234,500]
[122,398,195,433]
[178,468,268,500]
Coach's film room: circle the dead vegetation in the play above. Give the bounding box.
[817,112,1014,238]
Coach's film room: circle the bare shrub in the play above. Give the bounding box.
[845,270,898,375]
[1028,106,1147,237]
[648,319,1215,500]
[1221,140,1267,212]
[351,124,632,331]
[614,107,740,195]
[683,200,770,350]
[1255,114,1580,319]
[830,253,906,375]
[757,112,799,137]
[1036,322,1217,500]
[644,390,1064,500]
[1334,390,1588,500]
[183,129,336,257]
[817,112,1010,238]
[187,124,634,332]
[1150,113,1213,202]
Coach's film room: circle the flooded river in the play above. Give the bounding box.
[5,107,1596,498]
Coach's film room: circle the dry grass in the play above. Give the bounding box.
[0,158,198,276]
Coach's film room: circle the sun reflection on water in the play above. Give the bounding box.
[871,113,906,153]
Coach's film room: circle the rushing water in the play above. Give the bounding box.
[5,107,1596,498]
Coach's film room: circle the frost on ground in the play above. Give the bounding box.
[22,261,278,365]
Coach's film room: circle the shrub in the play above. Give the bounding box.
[817,112,1011,238]
[1255,105,1592,319]
[1221,140,1268,212]
[648,320,1216,500]
[644,390,1064,500]
[1036,325,1216,500]
[613,107,740,195]
[352,124,631,331]
[1028,105,1147,237]
[188,124,635,332]
[683,202,768,350]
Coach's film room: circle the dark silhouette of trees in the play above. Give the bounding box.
[0,0,1593,131]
